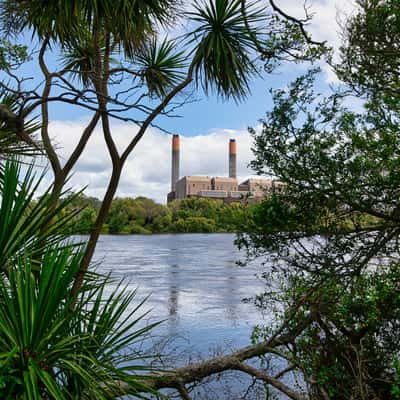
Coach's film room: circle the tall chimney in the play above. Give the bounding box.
[171,134,180,192]
[229,138,237,179]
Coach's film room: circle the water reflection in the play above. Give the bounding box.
[92,234,265,353]
[167,263,180,341]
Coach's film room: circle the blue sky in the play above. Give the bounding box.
[10,0,357,202]
[160,73,299,136]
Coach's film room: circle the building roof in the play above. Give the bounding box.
[239,178,275,186]
[185,175,211,180]
[212,176,237,182]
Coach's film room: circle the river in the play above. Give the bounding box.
[89,234,270,399]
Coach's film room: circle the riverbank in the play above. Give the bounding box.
[66,194,250,234]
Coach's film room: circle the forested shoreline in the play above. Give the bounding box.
[67,194,380,235]
[65,195,249,234]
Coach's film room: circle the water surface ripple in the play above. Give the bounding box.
[90,234,269,398]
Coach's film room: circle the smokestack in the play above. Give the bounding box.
[229,139,237,179]
[171,134,180,191]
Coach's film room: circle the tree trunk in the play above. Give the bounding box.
[69,164,122,299]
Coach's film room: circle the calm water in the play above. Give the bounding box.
[89,234,271,398]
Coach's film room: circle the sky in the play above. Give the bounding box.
[35,0,357,203]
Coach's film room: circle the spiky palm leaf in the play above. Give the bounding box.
[136,38,187,98]
[0,246,159,399]
[1,0,180,56]
[0,94,41,160]
[0,159,159,399]
[61,30,105,87]
[0,160,79,273]
[188,0,264,101]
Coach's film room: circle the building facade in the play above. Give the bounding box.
[167,135,283,203]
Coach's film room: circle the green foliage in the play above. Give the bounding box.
[0,161,80,273]
[337,0,400,100]
[188,0,263,100]
[298,268,400,399]
[75,206,97,233]
[0,159,158,399]
[393,360,400,399]
[105,197,169,234]
[0,246,158,399]
[167,198,244,232]
[136,38,187,98]
[0,38,28,69]
[238,2,400,398]
[66,194,248,234]
[173,216,217,233]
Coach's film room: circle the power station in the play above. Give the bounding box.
[167,135,284,203]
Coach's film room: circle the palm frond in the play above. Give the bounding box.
[0,246,159,399]
[61,30,104,88]
[0,93,41,159]
[1,0,181,56]
[187,0,264,101]
[136,38,187,98]
[0,159,81,273]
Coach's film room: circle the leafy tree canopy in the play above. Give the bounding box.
[237,1,400,398]
[337,0,400,101]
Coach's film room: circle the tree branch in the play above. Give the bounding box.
[38,37,62,176]
[62,111,101,176]
[150,315,312,389]
[110,315,312,399]
[176,383,192,400]
[120,64,195,163]
[235,362,306,400]
[268,0,325,46]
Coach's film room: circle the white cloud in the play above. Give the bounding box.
[43,119,257,204]
[268,0,358,83]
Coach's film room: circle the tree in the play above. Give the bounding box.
[75,206,97,233]
[337,0,400,99]
[0,0,326,299]
[168,197,248,232]
[235,1,400,398]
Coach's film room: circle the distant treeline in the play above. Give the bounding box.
[64,195,249,234]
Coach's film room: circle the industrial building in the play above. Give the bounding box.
[167,134,284,203]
